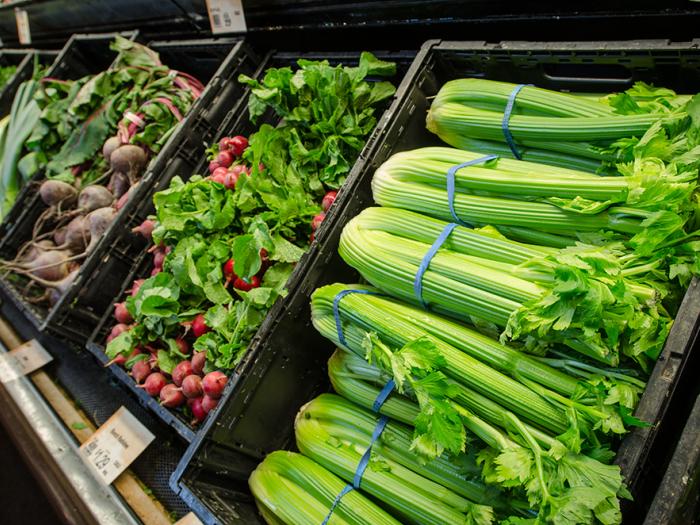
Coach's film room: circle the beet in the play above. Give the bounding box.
[190,397,207,423]
[84,207,116,253]
[133,219,155,241]
[160,384,185,408]
[172,360,193,387]
[191,351,206,375]
[78,185,113,212]
[131,359,151,383]
[53,227,68,246]
[39,180,77,207]
[202,371,227,399]
[322,190,338,212]
[110,145,148,180]
[47,269,80,305]
[192,314,209,337]
[201,395,219,414]
[62,216,90,252]
[113,302,133,324]
[103,135,123,162]
[141,372,167,396]
[108,171,130,199]
[19,249,72,281]
[181,374,203,399]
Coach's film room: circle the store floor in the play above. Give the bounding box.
[0,422,62,524]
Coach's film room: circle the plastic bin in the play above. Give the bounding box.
[169,39,700,524]
[84,48,416,442]
[0,48,59,117]
[0,35,247,343]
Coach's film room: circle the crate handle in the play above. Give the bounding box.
[542,71,633,86]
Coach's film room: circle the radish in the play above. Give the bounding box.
[210,167,228,184]
[131,359,151,383]
[160,384,185,408]
[217,150,234,168]
[114,302,133,324]
[233,275,260,291]
[132,219,155,241]
[191,351,206,375]
[110,145,147,182]
[130,278,146,297]
[202,371,227,399]
[311,212,325,231]
[175,338,190,355]
[223,259,236,281]
[78,185,113,213]
[172,360,193,387]
[108,323,130,342]
[153,249,166,269]
[181,374,203,398]
[102,135,122,162]
[223,171,238,190]
[115,183,139,211]
[106,354,126,367]
[39,180,77,207]
[322,190,337,211]
[219,137,234,151]
[201,395,219,414]
[192,314,209,337]
[190,397,207,423]
[141,372,167,396]
[230,136,248,156]
[151,267,161,276]
[208,161,221,174]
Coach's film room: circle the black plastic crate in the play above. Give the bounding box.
[0,48,59,117]
[0,35,247,344]
[170,39,700,525]
[84,49,415,442]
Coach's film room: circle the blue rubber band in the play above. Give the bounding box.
[413,222,459,308]
[372,379,395,413]
[502,84,531,160]
[446,154,498,225]
[333,289,383,347]
[321,484,354,525]
[353,415,389,488]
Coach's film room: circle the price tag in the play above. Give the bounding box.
[80,407,155,485]
[205,0,247,34]
[15,8,31,45]
[175,512,204,525]
[0,339,52,383]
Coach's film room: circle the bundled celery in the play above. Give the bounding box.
[339,206,672,366]
[296,394,496,525]
[250,450,401,525]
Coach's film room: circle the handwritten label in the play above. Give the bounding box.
[80,407,154,485]
[15,8,30,45]
[0,339,52,383]
[175,512,204,525]
[205,0,247,34]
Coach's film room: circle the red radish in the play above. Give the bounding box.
[132,219,156,241]
[190,397,207,423]
[258,163,265,173]
[108,323,130,342]
[322,191,337,211]
[210,168,227,185]
[181,375,203,399]
[310,232,315,243]
[311,213,325,231]
[106,354,126,367]
[130,278,146,297]
[141,372,167,396]
[208,160,221,174]
[131,359,152,384]
[202,371,227,399]
[153,250,166,269]
[151,267,161,276]
[192,314,209,337]
[230,135,248,156]
[175,338,190,355]
[217,150,234,167]
[222,259,237,283]
[219,137,234,151]
[160,384,185,408]
[259,248,271,273]
[113,302,133,324]
[39,180,78,207]
[172,361,194,387]
[201,395,219,414]
[191,352,206,375]
[223,171,238,190]
[233,275,260,291]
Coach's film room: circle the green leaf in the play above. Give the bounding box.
[233,234,261,278]
[71,422,88,430]
[157,350,176,375]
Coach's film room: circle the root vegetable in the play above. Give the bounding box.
[108,323,130,342]
[133,219,155,241]
[54,227,67,246]
[192,314,209,337]
[12,249,73,281]
[172,361,193,387]
[153,249,166,269]
[108,171,130,199]
[223,171,238,190]
[311,212,325,231]
[160,384,185,408]
[208,161,221,174]
[115,183,139,211]
[202,371,227,399]
[84,207,116,253]
[62,216,90,252]
[114,302,133,324]
[103,135,123,162]
[175,338,190,355]
[141,372,167,396]
[201,395,218,414]
[130,279,146,297]
[229,136,248,156]
[217,150,234,168]
[191,351,206,375]
[106,354,126,367]
[39,180,77,207]
[78,185,113,212]
[181,374,203,399]
[47,269,79,305]
[131,359,151,383]
[322,190,337,211]
[233,275,260,291]
[190,397,206,423]
[110,145,147,181]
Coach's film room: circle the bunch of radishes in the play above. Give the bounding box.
[309,190,337,243]
[207,135,250,190]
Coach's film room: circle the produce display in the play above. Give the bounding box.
[0,64,17,90]
[249,79,700,524]
[0,36,204,306]
[103,53,397,425]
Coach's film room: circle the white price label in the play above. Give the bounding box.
[175,512,204,525]
[80,407,155,485]
[205,0,247,34]
[0,339,52,383]
[14,8,30,45]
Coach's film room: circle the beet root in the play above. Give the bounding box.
[108,171,130,199]
[78,185,114,213]
[61,216,90,252]
[84,207,117,253]
[103,135,123,162]
[132,219,155,241]
[39,180,77,207]
[110,145,148,181]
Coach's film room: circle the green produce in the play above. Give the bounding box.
[0,64,17,89]
[250,450,401,525]
[296,394,496,525]
[339,206,672,366]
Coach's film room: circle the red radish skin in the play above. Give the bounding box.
[181,374,203,399]
[201,395,219,414]
[131,360,152,384]
[151,267,161,276]
[141,372,167,396]
[172,361,194,387]
[217,150,234,168]
[219,137,233,151]
[311,213,325,231]
[133,219,156,241]
[130,279,146,297]
[202,371,227,399]
[78,186,114,212]
[310,232,315,243]
[210,169,227,185]
[191,352,206,375]
[190,397,207,423]
[208,161,221,174]
[109,323,130,340]
[175,338,190,355]
[106,354,127,367]
[223,171,238,190]
[322,191,337,211]
[160,384,185,408]
[114,302,133,324]
[233,275,260,291]
[153,250,165,269]
[230,136,248,156]
[39,180,77,207]
[192,314,209,337]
